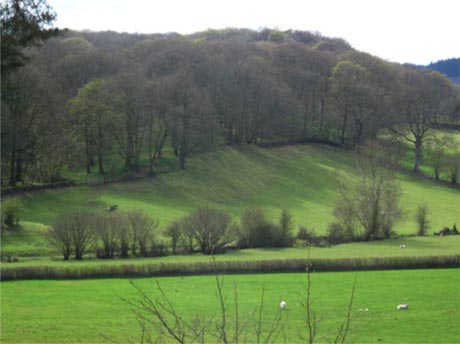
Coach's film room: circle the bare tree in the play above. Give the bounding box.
[333,153,403,240]
[49,212,94,260]
[48,214,73,260]
[127,211,158,257]
[164,220,182,255]
[183,207,232,254]
[126,256,360,343]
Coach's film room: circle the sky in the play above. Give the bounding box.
[50,0,460,65]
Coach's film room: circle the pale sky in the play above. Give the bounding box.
[51,0,460,65]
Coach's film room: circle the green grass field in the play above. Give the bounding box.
[1,269,459,343]
[3,235,460,267]
[1,144,459,343]
[4,145,460,248]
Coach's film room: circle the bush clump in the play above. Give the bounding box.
[1,198,24,229]
[237,207,294,248]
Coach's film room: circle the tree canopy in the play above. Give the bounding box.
[1,25,458,187]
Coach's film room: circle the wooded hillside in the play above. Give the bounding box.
[2,28,459,187]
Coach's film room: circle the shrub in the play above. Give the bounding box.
[297,226,323,246]
[1,198,24,228]
[237,207,277,248]
[149,240,168,257]
[327,223,352,245]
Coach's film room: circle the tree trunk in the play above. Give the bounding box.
[84,133,91,174]
[179,115,189,170]
[413,137,422,173]
[9,147,17,186]
[15,154,23,184]
[340,109,348,145]
[98,152,104,176]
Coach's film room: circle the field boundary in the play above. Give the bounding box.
[1,255,459,281]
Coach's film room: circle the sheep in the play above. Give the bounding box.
[280,301,287,310]
[399,244,406,248]
[397,304,409,310]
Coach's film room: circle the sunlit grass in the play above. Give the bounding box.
[1,269,459,343]
[13,144,459,233]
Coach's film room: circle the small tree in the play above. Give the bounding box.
[276,209,295,247]
[183,207,232,254]
[165,220,182,255]
[127,211,158,257]
[95,213,119,259]
[415,204,430,236]
[114,212,131,258]
[49,212,94,260]
[71,212,95,260]
[48,215,73,260]
[425,138,447,180]
[333,155,403,241]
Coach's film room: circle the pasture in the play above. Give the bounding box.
[8,144,460,240]
[1,269,459,343]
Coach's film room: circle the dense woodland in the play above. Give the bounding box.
[2,27,460,187]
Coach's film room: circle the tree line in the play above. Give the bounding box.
[2,21,460,187]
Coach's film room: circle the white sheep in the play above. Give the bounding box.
[397,304,409,310]
[399,244,406,249]
[280,301,287,309]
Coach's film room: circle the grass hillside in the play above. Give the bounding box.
[8,144,460,236]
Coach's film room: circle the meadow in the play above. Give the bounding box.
[1,269,459,343]
[8,144,460,240]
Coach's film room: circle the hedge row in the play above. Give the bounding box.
[1,255,459,281]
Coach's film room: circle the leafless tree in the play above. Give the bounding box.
[183,207,232,255]
[49,212,94,260]
[333,153,403,240]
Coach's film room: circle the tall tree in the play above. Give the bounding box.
[68,79,119,176]
[1,0,58,78]
[1,65,48,186]
[391,68,457,172]
[113,67,148,170]
[329,60,372,145]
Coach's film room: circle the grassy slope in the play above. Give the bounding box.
[13,144,460,233]
[2,269,459,343]
[2,144,459,261]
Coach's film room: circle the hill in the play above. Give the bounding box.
[427,57,460,83]
[12,144,460,237]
